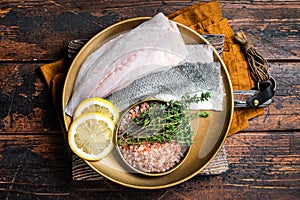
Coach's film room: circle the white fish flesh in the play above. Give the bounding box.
[186,44,214,63]
[106,62,224,112]
[65,13,189,116]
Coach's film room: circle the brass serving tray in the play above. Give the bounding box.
[62,17,233,189]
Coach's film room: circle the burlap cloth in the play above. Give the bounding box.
[40,0,264,178]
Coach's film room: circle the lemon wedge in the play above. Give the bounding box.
[68,113,115,161]
[74,98,119,123]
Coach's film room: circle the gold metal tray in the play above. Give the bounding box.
[62,17,233,189]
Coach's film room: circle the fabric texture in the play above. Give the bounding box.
[40,0,264,138]
[168,1,264,135]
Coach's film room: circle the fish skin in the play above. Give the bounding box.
[65,13,188,116]
[106,62,223,112]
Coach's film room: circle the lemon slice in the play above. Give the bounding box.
[68,113,115,161]
[74,98,120,123]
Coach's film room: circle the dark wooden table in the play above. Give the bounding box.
[0,0,299,199]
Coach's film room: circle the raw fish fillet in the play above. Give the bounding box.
[65,13,189,116]
[106,62,224,112]
[186,44,214,63]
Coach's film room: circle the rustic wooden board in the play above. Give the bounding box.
[0,63,61,133]
[0,0,299,198]
[246,62,300,132]
[0,1,299,61]
[0,132,298,199]
[1,61,298,134]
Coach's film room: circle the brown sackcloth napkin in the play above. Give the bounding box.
[40,1,264,180]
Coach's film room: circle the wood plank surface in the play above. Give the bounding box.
[0,1,299,61]
[0,0,299,199]
[246,62,300,132]
[1,61,298,134]
[0,132,299,199]
[0,63,61,133]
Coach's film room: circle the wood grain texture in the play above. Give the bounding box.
[0,132,298,199]
[0,63,61,134]
[0,1,299,61]
[1,62,298,134]
[246,62,300,132]
[0,0,299,198]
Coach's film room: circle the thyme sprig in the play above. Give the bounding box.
[118,92,211,146]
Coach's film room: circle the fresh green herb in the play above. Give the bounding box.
[118,92,211,146]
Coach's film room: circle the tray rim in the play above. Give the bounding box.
[62,16,233,189]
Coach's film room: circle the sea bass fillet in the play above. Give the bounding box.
[65,13,188,116]
[106,62,224,112]
[186,44,214,63]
